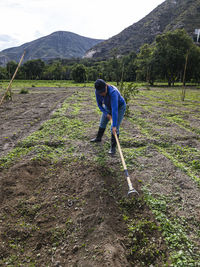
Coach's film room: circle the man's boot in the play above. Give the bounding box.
[90,127,105,142]
[108,134,118,155]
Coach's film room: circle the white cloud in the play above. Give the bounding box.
[0,34,19,51]
[0,0,165,51]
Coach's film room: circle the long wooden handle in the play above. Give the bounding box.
[113,132,135,192]
[111,120,138,194]
[114,132,126,170]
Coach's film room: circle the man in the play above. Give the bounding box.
[91,79,126,155]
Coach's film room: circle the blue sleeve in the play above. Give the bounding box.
[96,93,108,117]
[110,92,118,127]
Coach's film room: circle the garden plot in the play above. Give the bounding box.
[0,86,199,266]
[0,87,74,157]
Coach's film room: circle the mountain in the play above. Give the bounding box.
[84,0,200,59]
[0,31,104,66]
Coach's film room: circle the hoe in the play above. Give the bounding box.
[111,120,139,196]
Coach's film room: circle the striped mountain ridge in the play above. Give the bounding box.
[84,0,200,59]
[0,31,104,66]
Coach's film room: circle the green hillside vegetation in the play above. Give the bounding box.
[85,0,200,58]
[0,30,200,87]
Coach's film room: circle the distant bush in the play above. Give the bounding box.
[71,64,86,83]
[19,88,29,94]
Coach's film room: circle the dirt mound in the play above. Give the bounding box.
[0,159,168,266]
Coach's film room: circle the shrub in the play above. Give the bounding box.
[19,88,29,94]
[120,82,139,116]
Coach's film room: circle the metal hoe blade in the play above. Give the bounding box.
[126,171,139,196]
[128,188,139,195]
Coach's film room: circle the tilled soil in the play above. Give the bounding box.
[0,159,168,266]
[0,159,129,266]
[0,87,75,157]
[0,86,199,266]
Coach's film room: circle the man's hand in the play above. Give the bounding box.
[112,127,117,135]
[107,114,112,121]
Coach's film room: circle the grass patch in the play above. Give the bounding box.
[165,114,200,135]
[0,80,95,90]
[119,197,169,266]
[143,187,200,266]
[0,146,34,169]
[123,147,148,170]
[155,145,200,186]
[0,91,88,169]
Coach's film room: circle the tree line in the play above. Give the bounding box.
[0,29,200,86]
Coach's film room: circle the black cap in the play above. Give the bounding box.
[95,79,106,94]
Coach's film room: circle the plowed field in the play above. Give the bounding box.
[0,86,199,266]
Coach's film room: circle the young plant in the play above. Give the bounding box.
[119,82,139,116]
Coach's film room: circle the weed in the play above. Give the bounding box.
[0,146,33,169]
[143,186,200,266]
[128,219,162,264]
[17,200,41,219]
[19,88,29,94]
[123,146,147,170]
[155,145,200,186]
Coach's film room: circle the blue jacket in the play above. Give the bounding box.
[95,85,126,127]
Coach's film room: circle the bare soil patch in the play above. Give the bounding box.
[0,87,76,157]
[0,158,168,266]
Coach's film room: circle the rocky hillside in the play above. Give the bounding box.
[0,31,103,66]
[85,0,200,59]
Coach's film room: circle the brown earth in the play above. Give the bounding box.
[0,87,75,157]
[0,86,199,266]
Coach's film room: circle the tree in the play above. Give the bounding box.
[153,29,194,86]
[136,44,155,85]
[0,66,7,79]
[44,61,67,80]
[71,64,86,82]
[186,45,200,84]
[86,66,98,82]
[21,59,45,79]
[6,61,18,79]
[122,52,137,82]
[109,57,122,85]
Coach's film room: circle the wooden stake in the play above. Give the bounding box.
[181,50,189,101]
[0,50,25,106]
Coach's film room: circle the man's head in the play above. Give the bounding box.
[95,79,107,96]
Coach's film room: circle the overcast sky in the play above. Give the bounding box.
[0,0,165,52]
